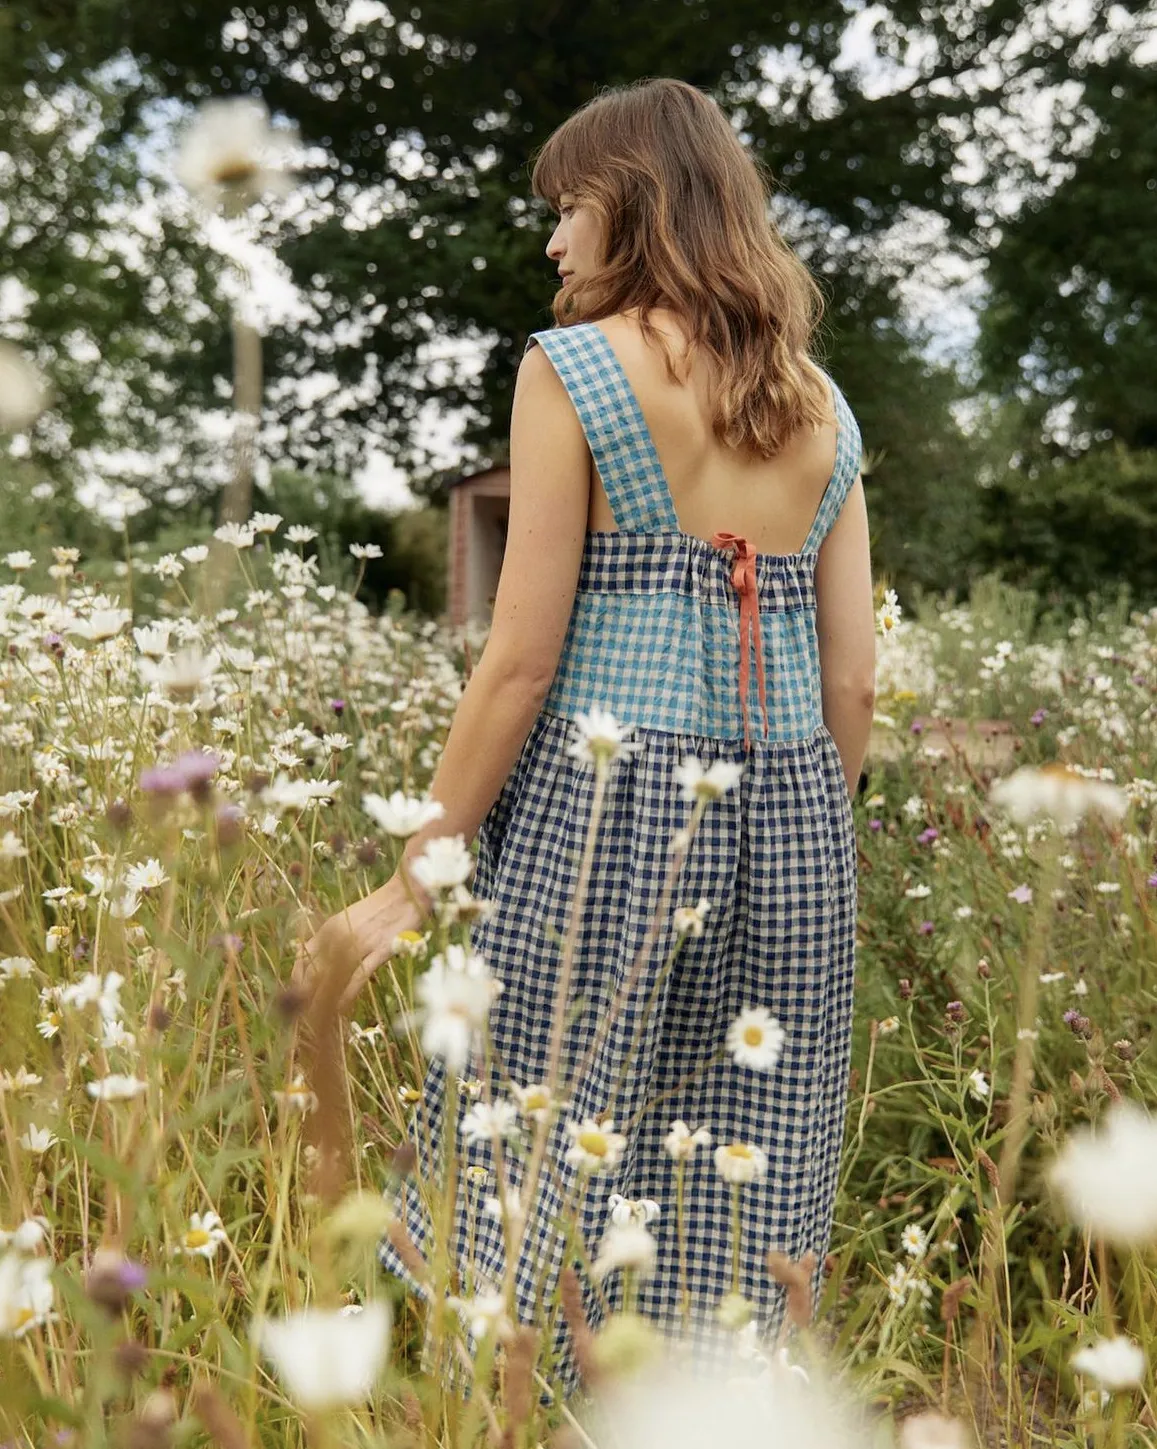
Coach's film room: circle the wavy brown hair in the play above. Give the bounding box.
[528,77,835,459]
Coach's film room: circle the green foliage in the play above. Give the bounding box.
[976,441,1157,609]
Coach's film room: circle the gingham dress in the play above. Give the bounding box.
[378,321,862,1402]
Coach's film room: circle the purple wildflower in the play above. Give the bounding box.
[1030,707,1047,726]
[868,818,883,832]
[139,764,187,796]
[918,920,935,936]
[331,698,346,715]
[917,827,939,846]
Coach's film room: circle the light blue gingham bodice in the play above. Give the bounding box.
[523,321,863,746]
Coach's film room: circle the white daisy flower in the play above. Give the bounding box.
[213,522,257,550]
[445,1287,514,1343]
[1071,1335,1145,1390]
[362,791,445,838]
[663,1119,712,1161]
[713,1141,769,1185]
[85,1073,147,1102]
[0,1255,55,1338]
[19,1125,56,1154]
[175,1211,229,1259]
[592,1221,658,1280]
[989,764,1127,832]
[1048,1100,1157,1245]
[273,1074,318,1114]
[967,1069,990,1102]
[0,344,49,433]
[250,1301,391,1410]
[674,755,744,803]
[460,1099,519,1147]
[673,897,711,936]
[0,1217,50,1253]
[900,1223,928,1259]
[566,706,643,770]
[175,98,298,217]
[607,1192,661,1226]
[393,946,499,1073]
[349,542,383,559]
[725,1007,786,1072]
[511,1081,554,1123]
[408,835,475,893]
[563,1116,628,1173]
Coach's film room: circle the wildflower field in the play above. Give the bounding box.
[1,520,1156,1449]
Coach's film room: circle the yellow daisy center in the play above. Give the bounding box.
[12,1307,34,1331]
[522,1088,549,1112]
[742,1025,764,1047]
[398,929,424,943]
[727,1143,754,1159]
[184,1229,211,1249]
[578,1130,608,1157]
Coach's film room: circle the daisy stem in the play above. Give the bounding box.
[731,1183,742,1295]
[676,1163,691,1333]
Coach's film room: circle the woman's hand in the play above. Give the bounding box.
[292,875,431,1015]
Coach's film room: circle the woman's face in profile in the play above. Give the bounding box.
[545,192,602,288]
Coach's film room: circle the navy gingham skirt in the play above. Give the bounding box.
[377,707,857,1401]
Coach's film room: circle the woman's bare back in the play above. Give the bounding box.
[586,308,839,557]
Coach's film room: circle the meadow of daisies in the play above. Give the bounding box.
[0,515,1155,1449]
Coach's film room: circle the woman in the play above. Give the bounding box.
[297,77,874,1404]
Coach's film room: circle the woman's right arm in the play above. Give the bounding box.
[814,475,876,798]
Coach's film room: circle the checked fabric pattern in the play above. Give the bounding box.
[377,320,862,1403]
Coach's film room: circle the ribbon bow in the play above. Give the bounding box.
[711,531,769,750]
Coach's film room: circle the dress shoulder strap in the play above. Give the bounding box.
[523,323,678,535]
[801,372,863,554]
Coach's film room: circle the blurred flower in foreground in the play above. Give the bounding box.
[579,1351,869,1449]
[174,97,299,217]
[250,1301,391,1410]
[0,1254,55,1338]
[898,1412,974,1449]
[1048,1100,1157,1245]
[0,343,49,432]
[1070,1335,1145,1390]
[988,764,1127,832]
